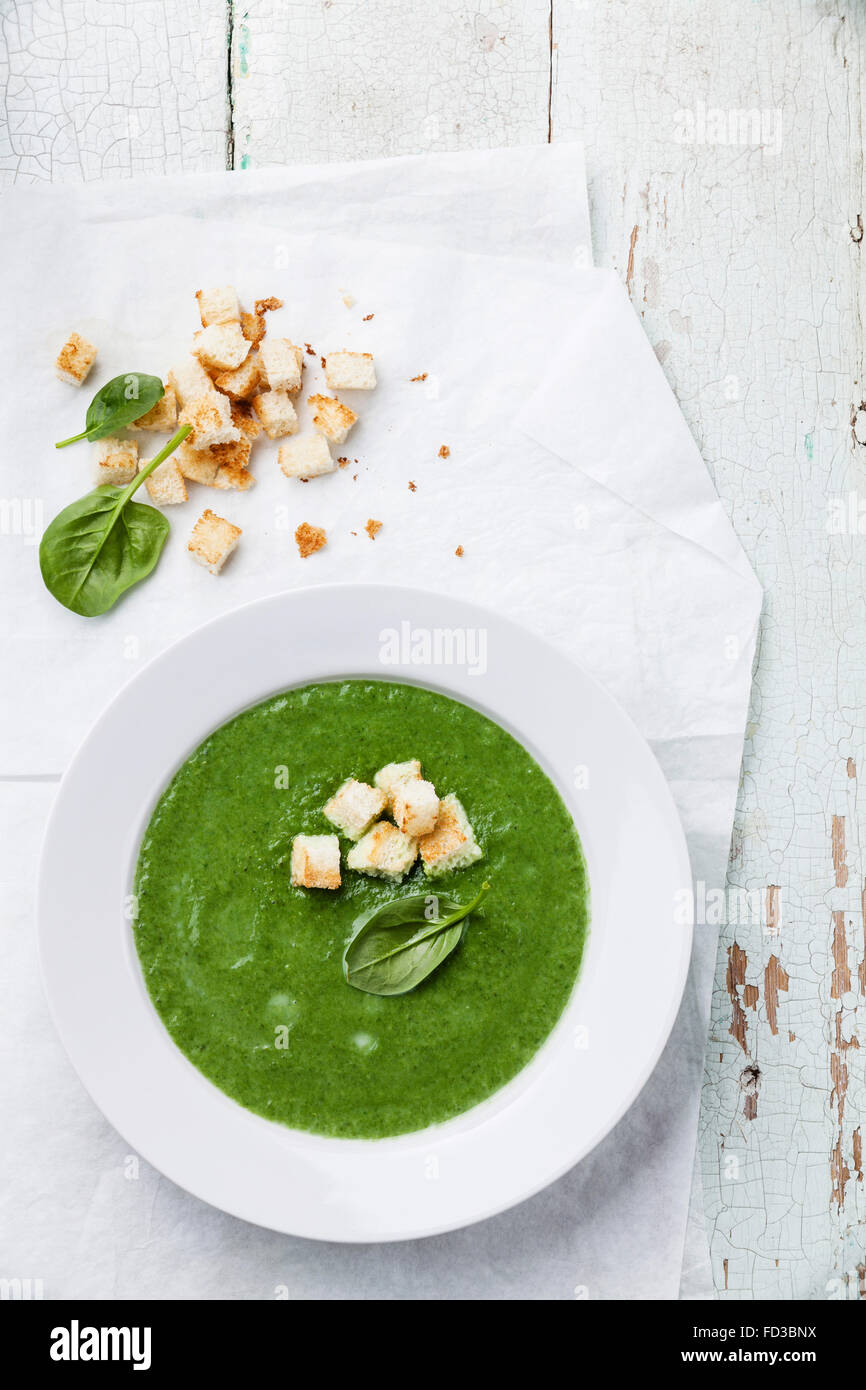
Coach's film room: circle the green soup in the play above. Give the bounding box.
[133,680,589,1138]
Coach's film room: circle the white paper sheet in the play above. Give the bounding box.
[0,146,760,1300]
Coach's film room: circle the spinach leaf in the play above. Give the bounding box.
[39,423,191,616]
[56,373,165,448]
[343,881,490,996]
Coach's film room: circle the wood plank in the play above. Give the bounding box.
[231,0,551,166]
[0,0,229,184]
[552,0,866,1298]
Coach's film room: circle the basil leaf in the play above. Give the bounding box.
[39,424,190,616]
[56,373,165,448]
[343,881,489,996]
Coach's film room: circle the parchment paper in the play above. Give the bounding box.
[0,146,759,1300]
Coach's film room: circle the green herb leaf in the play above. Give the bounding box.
[39,424,191,616]
[343,881,490,996]
[55,373,165,448]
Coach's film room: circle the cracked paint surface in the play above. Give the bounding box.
[2,0,865,1301]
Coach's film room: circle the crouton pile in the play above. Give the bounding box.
[290,759,483,890]
[54,286,378,575]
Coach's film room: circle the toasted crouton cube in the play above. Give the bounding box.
[290,833,341,890]
[241,310,267,347]
[295,522,327,558]
[176,442,220,485]
[323,779,387,841]
[195,285,241,327]
[193,323,250,372]
[56,332,97,386]
[252,389,298,440]
[324,350,376,391]
[259,338,303,392]
[347,822,418,881]
[393,779,440,839]
[179,393,240,450]
[188,508,241,574]
[278,433,334,480]
[92,437,138,486]
[307,394,358,445]
[214,462,255,491]
[214,352,262,402]
[230,400,262,441]
[129,383,178,432]
[374,760,422,809]
[139,456,187,506]
[169,356,217,406]
[419,794,483,877]
[177,437,251,486]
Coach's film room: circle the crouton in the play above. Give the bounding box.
[192,323,250,372]
[129,383,178,432]
[419,794,483,877]
[230,400,262,441]
[176,442,219,485]
[178,393,240,449]
[259,338,303,393]
[138,456,187,505]
[346,822,418,881]
[252,389,298,440]
[324,350,376,391]
[241,310,267,347]
[92,437,138,486]
[393,779,440,839]
[290,833,341,890]
[374,760,422,808]
[307,394,357,445]
[278,433,335,480]
[214,352,262,402]
[211,437,252,470]
[240,297,283,347]
[169,356,217,406]
[323,779,387,841]
[188,508,241,574]
[56,332,97,386]
[213,462,255,491]
[295,522,327,558]
[195,285,241,327]
[177,437,251,486]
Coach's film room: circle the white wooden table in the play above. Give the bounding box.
[3,0,864,1300]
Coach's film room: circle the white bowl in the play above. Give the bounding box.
[38,585,692,1241]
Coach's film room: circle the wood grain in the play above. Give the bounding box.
[551,0,866,1300]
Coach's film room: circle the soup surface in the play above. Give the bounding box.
[133,680,589,1138]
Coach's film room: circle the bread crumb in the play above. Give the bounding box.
[365,518,383,540]
[295,522,327,558]
[338,456,349,468]
[410,373,428,382]
[305,343,316,356]
[362,313,374,321]
[455,545,464,557]
[255,296,283,316]
[408,480,417,492]
[438,445,450,459]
